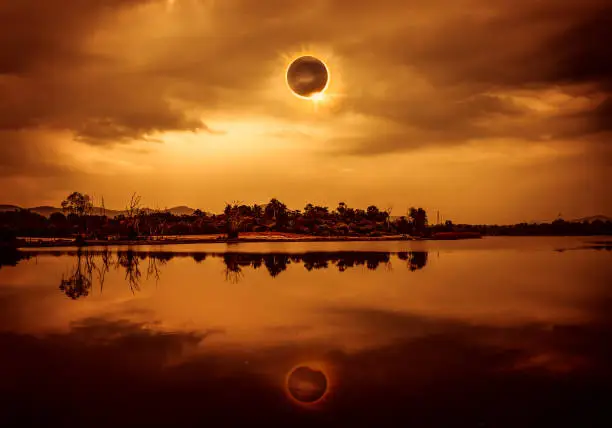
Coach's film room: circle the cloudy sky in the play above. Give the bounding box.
[0,0,610,223]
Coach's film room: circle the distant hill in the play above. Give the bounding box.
[1,203,609,224]
[163,205,196,216]
[0,205,20,212]
[571,215,612,223]
[29,206,71,217]
[0,204,195,218]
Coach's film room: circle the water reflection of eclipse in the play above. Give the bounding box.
[286,365,329,405]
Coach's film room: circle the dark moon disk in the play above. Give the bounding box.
[287,366,328,403]
[286,56,329,98]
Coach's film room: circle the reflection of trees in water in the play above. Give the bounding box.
[301,254,329,271]
[223,253,244,283]
[97,249,111,293]
[56,250,428,297]
[117,250,141,293]
[192,253,207,263]
[60,249,96,299]
[302,252,392,272]
[264,254,291,277]
[397,251,428,271]
[0,249,31,270]
[219,252,418,279]
[59,249,169,299]
[221,253,291,280]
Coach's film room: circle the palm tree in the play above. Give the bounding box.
[224,202,241,239]
[265,198,287,223]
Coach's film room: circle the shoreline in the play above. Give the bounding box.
[17,234,428,248]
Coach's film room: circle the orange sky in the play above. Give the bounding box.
[0,0,610,224]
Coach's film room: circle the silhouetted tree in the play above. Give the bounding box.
[61,192,93,236]
[49,212,67,225]
[395,216,411,234]
[409,207,428,235]
[61,192,93,217]
[304,203,315,217]
[0,226,17,248]
[265,198,288,226]
[367,205,380,220]
[252,204,263,218]
[384,206,393,231]
[224,202,242,239]
[125,193,143,239]
[336,202,347,218]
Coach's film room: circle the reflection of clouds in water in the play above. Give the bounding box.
[1,305,611,426]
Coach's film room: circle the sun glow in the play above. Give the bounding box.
[310,92,326,102]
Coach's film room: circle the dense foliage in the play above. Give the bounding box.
[1,192,610,241]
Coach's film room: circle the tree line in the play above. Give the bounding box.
[1,191,611,245]
[1,192,431,241]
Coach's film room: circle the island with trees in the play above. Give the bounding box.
[0,191,611,248]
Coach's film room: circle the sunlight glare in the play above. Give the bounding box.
[310,92,326,102]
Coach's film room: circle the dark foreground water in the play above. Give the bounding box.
[1,237,611,427]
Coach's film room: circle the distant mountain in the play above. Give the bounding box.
[0,205,195,218]
[0,205,20,212]
[1,204,607,223]
[571,215,612,223]
[164,205,196,216]
[29,206,68,217]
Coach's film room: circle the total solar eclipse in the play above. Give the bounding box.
[286,55,329,99]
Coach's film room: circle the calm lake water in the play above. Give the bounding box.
[1,237,611,427]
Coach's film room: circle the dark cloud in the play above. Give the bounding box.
[0,131,71,177]
[0,0,206,146]
[547,14,612,90]
[592,98,612,133]
[0,0,127,74]
[326,0,612,153]
[0,0,610,175]
[144,0,611,155]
